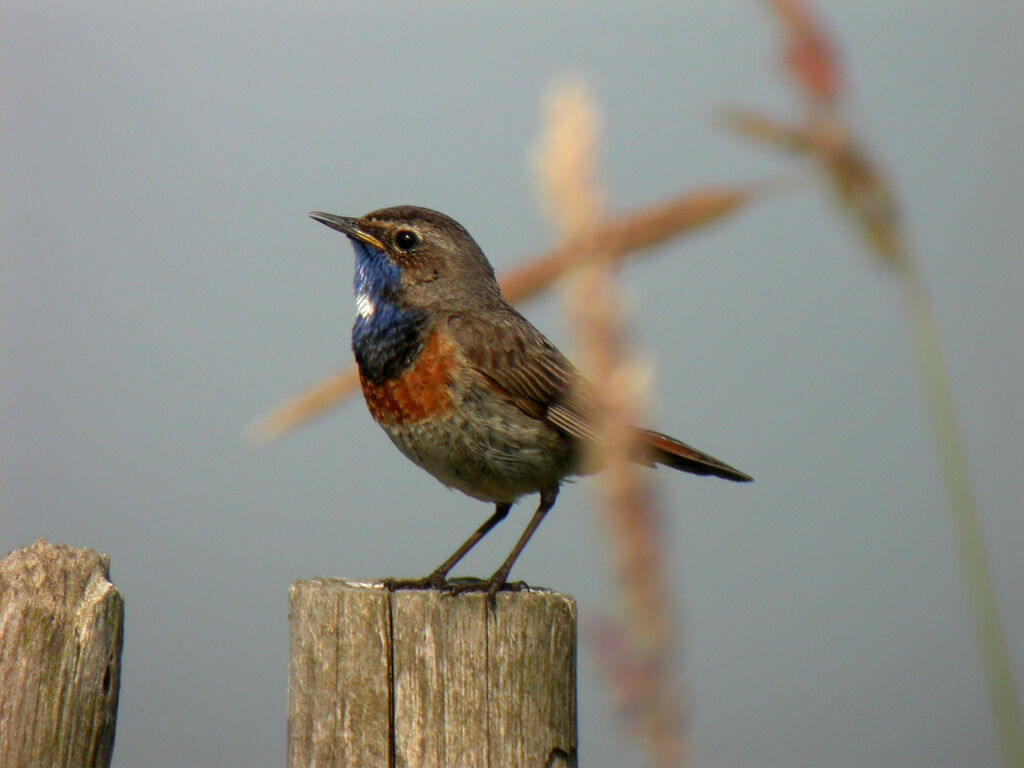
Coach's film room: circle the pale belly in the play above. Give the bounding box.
[378,387,577,504]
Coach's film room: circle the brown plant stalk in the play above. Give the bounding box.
[537,76,685,768]
[764,0,844,107]
[729,3,1024,765]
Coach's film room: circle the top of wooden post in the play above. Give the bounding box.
[0,538,114,608]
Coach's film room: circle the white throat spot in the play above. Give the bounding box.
[355,292,375,319]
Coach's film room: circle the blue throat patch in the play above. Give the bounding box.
[349,240,426,383]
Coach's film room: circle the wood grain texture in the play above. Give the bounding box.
[0,539,124,768]
[288,579,577,768]
[288,579,393,768]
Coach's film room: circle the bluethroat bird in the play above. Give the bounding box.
[310,206,751,596]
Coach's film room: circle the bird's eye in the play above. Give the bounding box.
[394,230,419,251]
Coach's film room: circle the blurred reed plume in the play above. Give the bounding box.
[766,0,844,108]
[724,2,1023,765]
[534,75,686,768]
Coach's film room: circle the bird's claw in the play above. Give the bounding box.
[441,576,528,600]
[383,574,528,604]
[383,572,449,591]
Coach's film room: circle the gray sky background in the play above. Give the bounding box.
[2,3,1022,767]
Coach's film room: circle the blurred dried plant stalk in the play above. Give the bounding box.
[535,75,685,768]
[722,107,905,268]
[766,0,844,108]
[726,2,1024,765]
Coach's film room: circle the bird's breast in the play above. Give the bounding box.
[358,329,456,425]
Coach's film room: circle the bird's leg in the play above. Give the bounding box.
[386,502,511,591]
[430,502,513,582]
[445,487,559,599]
[484,487,557,597]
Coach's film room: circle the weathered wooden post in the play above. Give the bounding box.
[0,539,124,768]
[288,579,577,767]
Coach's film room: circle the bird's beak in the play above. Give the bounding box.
[309,212,385,250]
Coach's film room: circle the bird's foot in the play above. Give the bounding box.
[441,575,528,600]
[383,571,449,591]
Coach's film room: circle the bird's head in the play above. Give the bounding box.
[309,206,502,314]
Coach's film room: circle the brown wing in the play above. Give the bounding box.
[448,309,752,483]
[447,309,599,444]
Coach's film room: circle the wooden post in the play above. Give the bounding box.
[288,579,578,768]
[0,539,124,768]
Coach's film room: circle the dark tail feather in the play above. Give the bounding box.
[639,429,752,483]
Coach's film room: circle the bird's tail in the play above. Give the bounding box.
[639,429,752,483]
